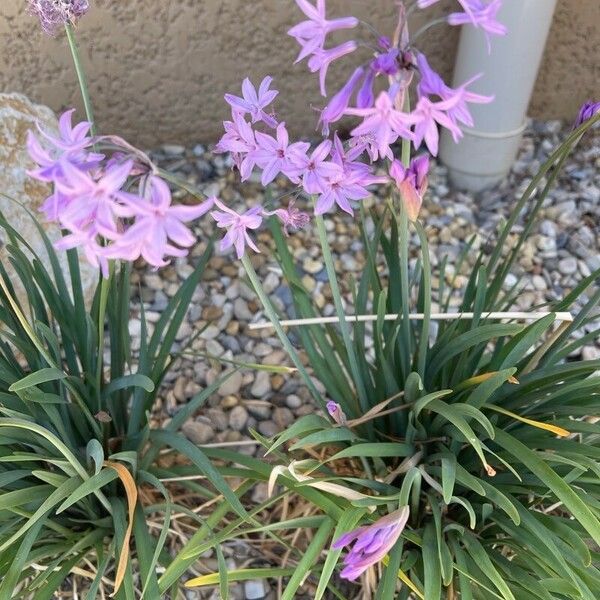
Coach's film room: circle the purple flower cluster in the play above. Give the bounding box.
[28,110,212,275]
[210,1,505,260]
[28,0,89,35]
[213,74,386,256]
[310,0,501,157]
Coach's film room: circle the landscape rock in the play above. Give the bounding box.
[0,93,97,306]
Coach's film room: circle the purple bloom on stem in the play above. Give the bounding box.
[372,48,400,76]
[108,176,213,268]
[347,91,416,161]
[265,199,310,235]
[297,140,341,195]
[315,172,371,216]
[211,199,263,259]
[225,77,279,128]
[28,0,89,35]
[316,135,386,215]
[252,123,310,186]
[319,67,364,135]
[288,0,358,63]
[38,109,94,152]
[55,225,110,278]
[326,401,346,425]
[574,101,600,128]
[333,506,410,581]
[308,41,357,96]
[448,0,506,52]
[390,156,429,222]
[417,53,493,129]
[356,69,376,109]
[27,110,100,183]
[56,159,133,237]
[215,112,258,180]
[411,94,463,156]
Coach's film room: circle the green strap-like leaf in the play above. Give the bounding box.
[494,428,600,546]
[8,368,66,392]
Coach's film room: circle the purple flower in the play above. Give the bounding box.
[297,140,342,195]
[372,48,400,76]
[347,91,416,161]
[108,176,213,268]
[411,95,463,156]
[288,0,358,63]
[55,224,110,278]
[574,101,600,128]
[417,53,493,129]
[316,173,371,216]
[319,67,364,135]
[308,41,357,96]
[330,133,373,177]
[215,112,259,180]
[316,133,386,215]
[326,401,346,425]
[55,159,133,237]
[265,199,310,235]
[356,69,376,109]
[225,77,278,128]
[211,200,263,259]
[252,123,310,186]
[448,0,507,52]
[28,0,89,35]
[332,506,410,581]
[27,109,100,183]
[37,108,94,152]
[390,156,429,222]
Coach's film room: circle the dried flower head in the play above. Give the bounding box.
[28,0,89,35]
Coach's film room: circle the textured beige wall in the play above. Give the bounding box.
[1,1,598,147]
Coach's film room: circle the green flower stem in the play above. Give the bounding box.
[399,105,413,381]
[65,23,111,418]
[65,23,96,133]
[314,212,369,413]
[95,263,114,411]
[240,254,324,409]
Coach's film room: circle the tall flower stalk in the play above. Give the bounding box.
[65,22,95,134]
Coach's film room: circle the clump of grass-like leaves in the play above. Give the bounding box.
[0,212,247,598]
[174,117,600,598]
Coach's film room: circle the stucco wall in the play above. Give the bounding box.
[1,1,598,147]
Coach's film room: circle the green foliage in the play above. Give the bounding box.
[0,211,225,597]
[177,118,600,597]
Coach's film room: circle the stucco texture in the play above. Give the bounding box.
[1,1,598,147]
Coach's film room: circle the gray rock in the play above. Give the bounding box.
[245,400,271,420]
[582,346,600,361]
[558,257,578,276]
[229,405,249,431]
[218,370,243,396]
[286,395,303,409]
[234,297,253,321]
[244,580,268,600]
[250,371,271,398]
[273,407,294,428]
[182,421,214,445]
[257,420,279,437]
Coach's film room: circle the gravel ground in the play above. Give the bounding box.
[126,120,598,599]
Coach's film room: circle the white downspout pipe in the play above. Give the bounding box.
[439,0,558,192]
